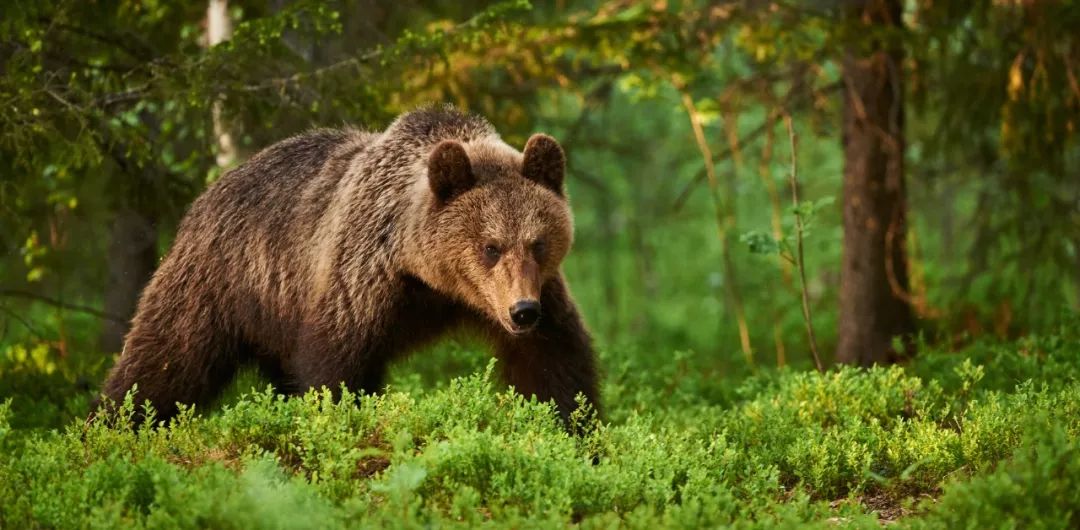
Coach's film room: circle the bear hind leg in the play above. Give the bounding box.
[98,314,241,425]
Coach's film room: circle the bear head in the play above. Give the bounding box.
[419,133,573,335]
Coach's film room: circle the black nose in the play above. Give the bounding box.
[510,300,541,328]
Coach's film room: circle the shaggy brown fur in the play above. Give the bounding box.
[97,106,599,426]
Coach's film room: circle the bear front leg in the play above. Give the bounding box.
[492,275,600,428]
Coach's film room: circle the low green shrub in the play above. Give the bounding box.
[1,330,1077,528]
[903,420,1080,530]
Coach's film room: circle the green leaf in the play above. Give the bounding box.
[740,230,780,255]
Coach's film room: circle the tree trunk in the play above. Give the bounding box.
[98,208,157,353]
[836,0,915,366]
[207,0,237,169]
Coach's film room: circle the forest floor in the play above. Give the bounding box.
[1,320,1079,529]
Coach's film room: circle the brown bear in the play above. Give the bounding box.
[98,106,600,426]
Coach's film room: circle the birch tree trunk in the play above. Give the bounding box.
[207,0,236,169]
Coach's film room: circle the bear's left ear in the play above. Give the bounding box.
[522,133,565,196]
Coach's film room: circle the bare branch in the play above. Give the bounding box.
[0,289,127,324]
[41,19,156,61]
[679,89,754,365]
[783,114,823,372]
[671,81,841,213]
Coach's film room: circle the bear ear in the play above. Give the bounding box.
[522,133,565,196]
[428,140,476,205]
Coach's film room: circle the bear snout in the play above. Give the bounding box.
[509,299,541,331]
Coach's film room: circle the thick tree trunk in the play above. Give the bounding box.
[836,0,915,366]
[98,208,157,353]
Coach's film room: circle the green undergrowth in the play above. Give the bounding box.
[1,326,1079,528]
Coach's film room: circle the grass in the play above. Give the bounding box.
[1,319,1079,528]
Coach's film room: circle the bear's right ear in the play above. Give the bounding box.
[428,140,476,205]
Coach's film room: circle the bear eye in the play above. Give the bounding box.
[532,238,546,258]
[482,244,502,265]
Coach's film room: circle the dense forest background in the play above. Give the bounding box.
[1,1,1079,528]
